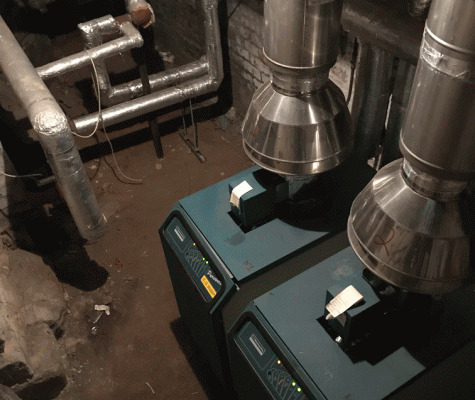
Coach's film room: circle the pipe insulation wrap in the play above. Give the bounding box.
[0,14,107,241]
[37,21,143,81]
[78,15,120,42]
[73,0,223,135]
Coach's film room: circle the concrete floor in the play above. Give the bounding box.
[51,117,253,399]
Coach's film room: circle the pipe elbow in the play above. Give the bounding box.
[207,70,224,91]
[121,22,144,48]
[30,101,75,154]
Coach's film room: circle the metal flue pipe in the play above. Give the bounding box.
[400,0,475,181]
[242,0,353,177]
[348,0,475,295]
[0,15,107,241]
[72,0,223,135]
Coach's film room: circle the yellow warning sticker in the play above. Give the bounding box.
[201,275,217,298]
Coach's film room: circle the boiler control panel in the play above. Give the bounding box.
[236,321,309,400]
[164,217,222,301]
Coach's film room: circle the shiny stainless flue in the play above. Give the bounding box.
[264,0,343,71]
[242,0,352,176]
[242,79,352,176]
[348,159,473,295]
[0,14,107,241]
[400,0,475,180]
[349,0,475,295]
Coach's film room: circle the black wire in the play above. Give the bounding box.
[228,0,244,20]
[346,38,359,105]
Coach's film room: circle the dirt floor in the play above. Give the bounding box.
[50,117,253,399]
[0,22,257,398]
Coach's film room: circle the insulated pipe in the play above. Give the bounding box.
[78,15,120,104]
[0,15,107,241]
[37,21,143,81]
[400,0,475,181]
[72,0,223,136]
[105,58,208,103]
[351,42,395,161]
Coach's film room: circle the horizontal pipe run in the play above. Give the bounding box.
[36,22,143,81]
[73,0,222,135]
[100,57,209,105]
[0,14,107,241]
[73,74,216,135]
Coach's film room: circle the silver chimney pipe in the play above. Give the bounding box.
[0,15,107,242]
[241,0,352,177]
[348,0,475,295]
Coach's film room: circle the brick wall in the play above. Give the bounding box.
[150,0,352,113]
[151,0,204,66]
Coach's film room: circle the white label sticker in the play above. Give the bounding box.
[326,285,363,320]
[230,180,253,210]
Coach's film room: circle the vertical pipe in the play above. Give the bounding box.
[78,16,120,105]
[264,0,342,72]
[0,15,107,241]
[400,0,475,180]
[380,59,416,166]
[351,42,395,161]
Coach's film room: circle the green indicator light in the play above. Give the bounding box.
[292,382,296,387]
[202,257,205,261]
[206,261,209,264]
[297,388,301,392]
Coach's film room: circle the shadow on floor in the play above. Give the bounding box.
[10,201,109,292]
[170,318,230,400]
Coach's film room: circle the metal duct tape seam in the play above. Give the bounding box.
[422,29,475,82]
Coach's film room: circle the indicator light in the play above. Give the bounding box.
[292,382,296,387]
[277,360,281,365]
[206,261,209,264]
[202,257,205,261]
[297,388,302,392]
[193,243,196,246]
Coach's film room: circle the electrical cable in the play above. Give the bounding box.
[346,38,359,105]
[77,50,143,184]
